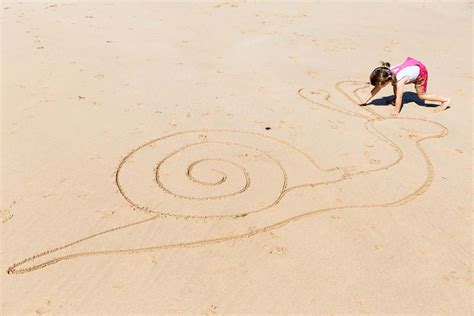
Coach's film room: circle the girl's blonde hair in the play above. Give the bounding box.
[370,61,392,86]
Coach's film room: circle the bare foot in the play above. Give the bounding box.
[437,98,451,111]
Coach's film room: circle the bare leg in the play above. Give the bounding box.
[416,84,451,111]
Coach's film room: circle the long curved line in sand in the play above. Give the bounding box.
[7,81,448,274]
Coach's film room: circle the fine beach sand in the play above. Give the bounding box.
[1,1,472,314]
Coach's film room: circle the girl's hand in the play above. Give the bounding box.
[390,109,399,116]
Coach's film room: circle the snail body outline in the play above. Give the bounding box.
[7,81,448,274]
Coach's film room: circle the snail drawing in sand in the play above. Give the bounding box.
[7,81,448,274]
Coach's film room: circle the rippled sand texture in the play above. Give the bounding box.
[2,1,472,314]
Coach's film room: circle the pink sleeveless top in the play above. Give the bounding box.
[390,57,428,92]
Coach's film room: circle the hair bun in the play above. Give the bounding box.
[380,61,391,68]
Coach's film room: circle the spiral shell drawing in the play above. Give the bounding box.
[116,129,342,219]
[7,81,448,274]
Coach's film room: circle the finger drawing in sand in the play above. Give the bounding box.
[360,57,451,116]
[7,81,448,274]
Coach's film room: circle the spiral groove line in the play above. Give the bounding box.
[187,159,232,186]
[7,81,448,274]
[154,141,284,202]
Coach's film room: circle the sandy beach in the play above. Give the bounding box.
[1,1,472,314]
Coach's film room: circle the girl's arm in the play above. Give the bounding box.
[391,78,409,116]
[360,84,383,105]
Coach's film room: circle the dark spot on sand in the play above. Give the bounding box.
[265,127,271,130]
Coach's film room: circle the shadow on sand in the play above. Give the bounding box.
[370,92,443,109]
